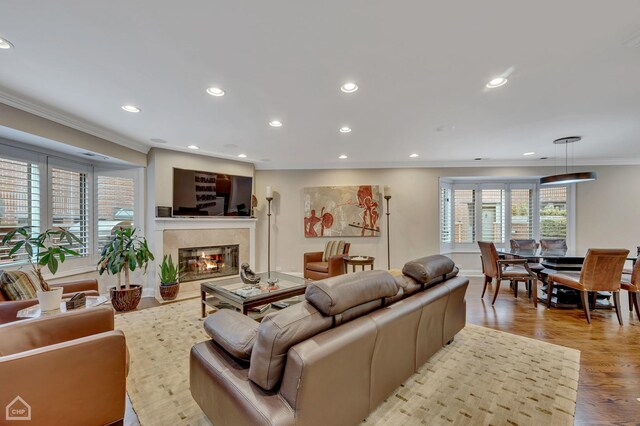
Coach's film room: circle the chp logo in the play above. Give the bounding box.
[5,396,31,421]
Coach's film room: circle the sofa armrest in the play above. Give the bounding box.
[328,254,347,275]
[0,299,39,325]
[204,310,258,361]
[304,251,323,265]
[0,330,127,426]
[0,305,114,356]
[51,278,99,294]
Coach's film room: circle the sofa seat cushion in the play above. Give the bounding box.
[204,310,258,361]
[305,262,328,273]
[249,301,333,391]
[305,270,398,316]
[0,270,43,301]
[402,255,456,285]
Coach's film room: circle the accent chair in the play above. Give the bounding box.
[303,240,350,280]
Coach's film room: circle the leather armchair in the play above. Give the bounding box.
[0,305,127,425]
[0,278,99,324]
[303,243,350,280]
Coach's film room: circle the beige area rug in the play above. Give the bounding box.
[116,298,580,426]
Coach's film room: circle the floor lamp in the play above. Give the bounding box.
[384,186,391,270]
[266,186,274,281]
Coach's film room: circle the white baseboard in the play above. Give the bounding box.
[459,269,483,277]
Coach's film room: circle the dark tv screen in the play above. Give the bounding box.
[173,168,253,217]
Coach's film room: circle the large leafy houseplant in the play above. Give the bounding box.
[98,226,154,290]
[1,226,83,290]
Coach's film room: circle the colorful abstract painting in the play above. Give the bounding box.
[303,185,382,237]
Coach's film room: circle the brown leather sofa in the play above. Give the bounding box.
[303,242,351,280]
[0,305,128,425]
[0,276,99,324]
[191,255,468,426]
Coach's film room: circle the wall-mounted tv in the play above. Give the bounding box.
[173,168,253,217]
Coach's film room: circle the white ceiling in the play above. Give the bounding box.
[1,1,640,169]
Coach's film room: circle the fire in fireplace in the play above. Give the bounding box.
[178,244,239,282]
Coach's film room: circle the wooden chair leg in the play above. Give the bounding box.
[514,281,518,298]
[632,293,640,319]
[547,281,554,308]
[492,279,502,305]
[630,292,634,312]
[612,292,623,326]
[531,279,538,308]
[580,290,592,324]
[481,276,490,299]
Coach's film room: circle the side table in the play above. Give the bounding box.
[344,256,375,272]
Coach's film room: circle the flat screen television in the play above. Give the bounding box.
[172,168,253,217]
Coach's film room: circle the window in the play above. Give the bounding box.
[97,175,135,250]
[440,178,573,250]
[453,189,476,243]
[0,157,41,266]
[0,142,141,274]
[539,186,567,239]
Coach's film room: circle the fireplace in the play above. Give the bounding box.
[178,244,240,282]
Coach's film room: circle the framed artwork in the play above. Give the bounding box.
[303,185,382,237]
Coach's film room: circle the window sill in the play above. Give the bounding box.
[1,263,97,281]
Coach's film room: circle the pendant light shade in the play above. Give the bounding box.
[540,137,597,186]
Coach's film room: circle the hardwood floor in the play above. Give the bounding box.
[466,277,640,425]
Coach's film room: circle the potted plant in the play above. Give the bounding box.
[1,227,83,311]
[158,254,184,301]
[98,226,154,312]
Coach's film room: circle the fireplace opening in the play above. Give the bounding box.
[178,244,239,282]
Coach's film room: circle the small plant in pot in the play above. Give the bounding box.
[158,254,184,301]
[1,227,83,311]
[98,226,154,312]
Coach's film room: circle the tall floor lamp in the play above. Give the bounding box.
[266,186,274,280]
[384,186,392,270]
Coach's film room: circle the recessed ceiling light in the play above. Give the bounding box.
[121,105,141,113]
[338,154,348,159]
[269,120,283,127]
[339,126,352,133]
[150,138,168,144]
[340,82,358,93]
[523,152,535,156]
[238,153,247,158]
[486,77,508,88]
[187,145,199,150]
[206,87,225,97]
[474,157,483,161]
[0,37,14,49]
[409,153,419,158]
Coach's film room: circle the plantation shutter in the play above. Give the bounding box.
[453,189,476,243]
[480,188,506,243]
[96,174,135,251]
[0,156,41,265]
[440,186,452,243]
[49,164,89,257]
[510,188,534,239]
[539,186,568,239]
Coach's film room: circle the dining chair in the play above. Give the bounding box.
[621,255,639,319]
[510,239,544,272]
[540,239,567,250]
[478,241,538,306]
[547,249,629,325]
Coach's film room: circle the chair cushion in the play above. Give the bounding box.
[306,262,328,273]
[549,272,582,289]
[249,301,333,390]
[322,240,346,262]
[502,265,532,278]
[402,255,456,284]
[203,309,258,361]
[305,270,398,316]
[0,270,44,301]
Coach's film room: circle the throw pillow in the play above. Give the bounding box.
[0,270,43,301]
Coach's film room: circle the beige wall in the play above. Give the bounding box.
[254,165,640,274]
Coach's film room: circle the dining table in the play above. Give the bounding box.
[498,247,636,308]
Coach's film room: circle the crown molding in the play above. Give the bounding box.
[0,88,150,154]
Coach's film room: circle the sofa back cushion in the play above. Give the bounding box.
[322,240,346,262]
[305,270,398,316]
[402,255,456,285]
[0,270,43,301]
[249,301,333,390]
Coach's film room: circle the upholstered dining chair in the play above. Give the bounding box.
[622,255,639,319]
[540,239,567,250]
[510,239,543,272]
[478,241,538,306]
[547,249,629,325]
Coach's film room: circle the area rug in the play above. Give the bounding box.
[115,298,580,426]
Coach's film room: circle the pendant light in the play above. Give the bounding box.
[540,137,597,185]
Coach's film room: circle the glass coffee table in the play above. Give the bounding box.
[200,271,310,318]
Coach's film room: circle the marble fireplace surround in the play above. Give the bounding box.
[149,218,257,302]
